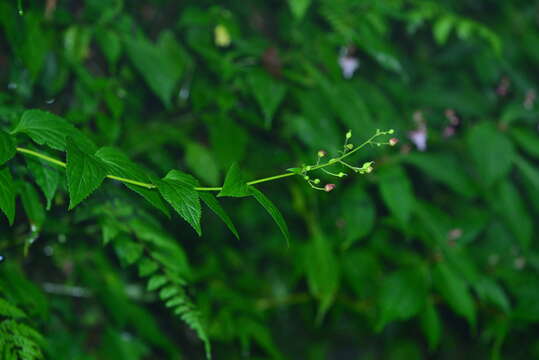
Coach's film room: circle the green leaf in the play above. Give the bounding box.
[157,170,202,235]
[376,268,427,331]
[18,182,45,229]
[403,152,476,197]
[250,187,290,245]
[199,192,239,239]
[288,0,311,20]
[433,16,454,45]
[147,275,168,291]
[13,110,96,153]
[114,235,144,266]
[25,155,60,210]
[66,138,107,209]
[0,298,26,318]
[467,122,515,187]
[138,258,159,277]
[248,70,286,128]
[493,180,532,248]
[434,262,476,328]
[218,163,251,197]
[340,187,375,249]
[124,33,184,108]
[378,165,414,225]
[0,129,16,165]
[0,166,15,225]
[185,142,220,186]
[305,235,340,323]
[95,147,170,217]
[420,301,442,351]
[515,155,539,189]
[511,127,539,158]
[474,277,510,313]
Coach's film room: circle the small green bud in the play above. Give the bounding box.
[313,178,320,184]
[329,158,338,164]
[346,144,354,149]
[345,130,352,139]
[337,172,346,178]
[304,175,310,180]
[317,150,327,157]
[388,129,395,134]
[305,166,312,171]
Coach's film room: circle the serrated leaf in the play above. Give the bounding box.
[376,268,427,331]
[0,298,26,318]
[305,235,339,323]
[467,122,515,187]
[66,138,107,209]
[218,163,250,197]
[434,262,476,328]
[250,187,290,245]
[0,129,16,165]
[378,165,414,225]
[0,166,15,225]
[12,110,96,153]
[147,275,168,291]
[25,155,60,210]
[433,16,454,45]
[165,296,186,308]
[420,301,441,351]
[18,182,45,229]
[248,70,286,128]
[138,258,159,277]
[95,147,170,217]
[199,192,239,239]
[157,170,202,235]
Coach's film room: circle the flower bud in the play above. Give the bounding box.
[324,183,336,192]
[346,144,354,149]
[304,175,310,180]
[389,138,399,146]
[388,129,395,134]
[345,130,352,139]
[337,172,346,177]
[313,178,320,184]
[305,166,312,171]
[317,150,327,157]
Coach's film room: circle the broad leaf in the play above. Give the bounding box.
[376,268,427,331]
[305,235,339,323]
[0,129,16,165]
[0,166,15,225]
[378,165,414,225]
[248,70,286,128]
[474,277,510,313]
[340,187,375,249]
[250,187,290,245]
[114,235,144,266]
[95,147,170,216]
[157,170,202,235]
[26,155,60,210]
[218,163,251,197]
[13,110,96,153]
[288,0,311,20]
[124,33,185,108]
[66,138,107,209]
[18,182,45,229]
[403,152,476,197]
[434,262,476,328]
[185,142,220,186]
[420,301,442,350]
[199,192,239,239]
[467,122,514,187]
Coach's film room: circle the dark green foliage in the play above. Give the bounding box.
[1,0,539,359]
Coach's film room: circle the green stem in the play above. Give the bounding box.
[15,132,382,192]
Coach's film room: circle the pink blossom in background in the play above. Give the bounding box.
[338,47,359,79]
[408,124,427,151]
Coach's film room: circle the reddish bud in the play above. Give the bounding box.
[389,138,399,146]
[324,184,336,192]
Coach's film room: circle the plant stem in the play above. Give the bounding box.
[15,132,382,192]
